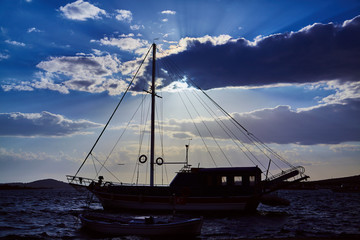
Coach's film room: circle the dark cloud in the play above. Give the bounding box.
[237,99,360,145]
[170,99,360,145]
[172,132,193,139]
[0,111,102,137]
[37,55,118,78]
[149,15,360,90]
[58,57,109,76]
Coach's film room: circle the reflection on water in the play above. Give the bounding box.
[0,189,359,239]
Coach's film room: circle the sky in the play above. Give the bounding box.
[1,0,360,183]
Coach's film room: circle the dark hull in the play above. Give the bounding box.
[80,212,203,236]
[91,186,260,213]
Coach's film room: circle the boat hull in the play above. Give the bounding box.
[92,189,260,213]
[79,213,203,236]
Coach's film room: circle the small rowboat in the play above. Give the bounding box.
[79,212,203,236]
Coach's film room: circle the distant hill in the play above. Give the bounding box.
[288,174,360,192]
[0,179,73,190]
[27,179,72,189]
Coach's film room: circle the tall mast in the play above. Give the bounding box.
[150,43,156,187]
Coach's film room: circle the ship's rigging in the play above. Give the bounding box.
[70,43,307,188]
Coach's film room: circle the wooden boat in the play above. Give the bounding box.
[67,43,309,213]
[79,212,203,236]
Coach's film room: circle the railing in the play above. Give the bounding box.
[266,166,306,182]
[66,175,169,187]
[66,175,95,187]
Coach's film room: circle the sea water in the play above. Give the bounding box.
[0,189,359,239]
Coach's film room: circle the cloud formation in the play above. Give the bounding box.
[155,15,360,90]
[130,24,144,30]
[115,9,132,22]
[161,10,176,15]
[27,27,42,33]
[236,100,360,145]
[0,53,9,61]
[167,99,360,145]
[59,0,106,21]
[0,111,102,137]
[1,54,129,95]
[5,40,26,47]
[97,36,149,54]
[36,54,119,78]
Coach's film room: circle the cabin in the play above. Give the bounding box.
[170,167,262,197]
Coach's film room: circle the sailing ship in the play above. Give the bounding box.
[67,43,309,213]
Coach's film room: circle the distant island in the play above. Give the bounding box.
[287,174,360,192]
[0,179,73,190]
[0,175,359,192]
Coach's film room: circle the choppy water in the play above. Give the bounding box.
[0,189,359,239]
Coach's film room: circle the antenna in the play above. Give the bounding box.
[185,139,192,167]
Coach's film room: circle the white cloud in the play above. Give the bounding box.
[119,58,144,76]
[119,33,134,37]
[115,9,132,22]
[299,80,360,111]
[0,53,10,61]
[1,72,70,94]
[161,81,190,93]
[329,143,360,153]
[35,54,128,94]
[320,81,360,104]
[98,36,149,54]
[92,49,102,56]
[161,10,176,15]
[32,72,70,94]
[98,78,129,96]
[36,54,121,79]
[162,35,233,56]
[5,40,26,47]
[1,52,137,95]
[130,24,144,30]
[0,148,50,162]
[1,82,34,92]
[162,18,168,22]
[59,0,106,21]
[27,27,42,33]
[0,111,102,137]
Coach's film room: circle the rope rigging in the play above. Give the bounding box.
[182,88,233,167]
[72,45,153,180]
[190,88,266,169]
[157,48,296,175]
[94,92,150,180]
[176,89,218,167]
[73,43,301,186]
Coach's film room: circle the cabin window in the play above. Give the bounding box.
[221,176,227,186]
[234,176,242,185]
[249,175,256,186]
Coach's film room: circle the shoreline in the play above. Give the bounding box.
[235,235,360,240]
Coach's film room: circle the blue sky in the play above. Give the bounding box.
[1,0,360,183]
